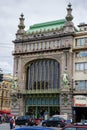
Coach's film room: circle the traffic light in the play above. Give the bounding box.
[0,74,3,82]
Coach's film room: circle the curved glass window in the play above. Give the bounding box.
[26,59,60,90]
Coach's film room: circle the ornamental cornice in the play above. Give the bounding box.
[74,31,87,37]
[12,46,71,56]
[13,31,75,43]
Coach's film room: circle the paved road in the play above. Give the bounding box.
[0,123,61,130]
[0,123,19,130]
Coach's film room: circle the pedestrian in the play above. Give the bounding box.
[10,116,15,130]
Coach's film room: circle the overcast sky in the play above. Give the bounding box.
[0,0,87,74]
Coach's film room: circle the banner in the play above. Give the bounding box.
[74,95,87,107]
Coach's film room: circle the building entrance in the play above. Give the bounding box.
[27,106,60,119]
[74,107,87,122]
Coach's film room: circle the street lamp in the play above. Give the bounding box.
[25,88,28,115]
[68,79,78,123]
[61,71,78,123]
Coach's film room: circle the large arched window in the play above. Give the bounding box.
[26,59,60,90]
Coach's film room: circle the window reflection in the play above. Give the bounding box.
[75,51,87,57]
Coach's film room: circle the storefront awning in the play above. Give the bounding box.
[7,113,15,117]
[0,109,11,114]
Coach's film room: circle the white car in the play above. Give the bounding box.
[74,119,87,125]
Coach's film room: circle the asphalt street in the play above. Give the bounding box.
[0,123,61,130]
[0,123,20,130]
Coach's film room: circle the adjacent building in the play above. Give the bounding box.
[0,74,12,115]
[13,3,87,122]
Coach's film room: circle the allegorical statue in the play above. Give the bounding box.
[62,71,69,87]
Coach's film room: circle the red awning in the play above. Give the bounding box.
[0,109,11,114]
[7,113,15,117]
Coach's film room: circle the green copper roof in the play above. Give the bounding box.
[26,19,66,34]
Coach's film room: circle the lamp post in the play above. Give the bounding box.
[61,68,79,123]
[25,88,28,115]
[68,79,78,123]
[61,70,78,123]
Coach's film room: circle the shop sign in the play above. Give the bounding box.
[74,95,87,107]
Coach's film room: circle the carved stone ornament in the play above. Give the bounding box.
[62,71,69,88]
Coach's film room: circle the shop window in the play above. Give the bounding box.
[37,98,41,105]
[45,99,49,105]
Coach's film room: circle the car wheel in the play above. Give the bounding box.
[57,124,61,127]
[25,122,28,126]
[42,123,46,127]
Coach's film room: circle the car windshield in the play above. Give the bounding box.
[49,117,61,121]
[17,115,30,120]
[49,117,54,120]
[22,116,30,119]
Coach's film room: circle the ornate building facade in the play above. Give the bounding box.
[0,74,12,114]
[13,3,87,121]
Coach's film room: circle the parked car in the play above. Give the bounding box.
[15,115,35,126]
[14,126,56,130]
[42,116,66,127]
[61,124,87,130]
[74,119,87,125]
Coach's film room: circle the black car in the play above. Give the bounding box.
[42,117,66,127]
[15,115,35,126]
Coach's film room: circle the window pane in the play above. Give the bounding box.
[75,52,79,57]
[27,59,60,90]
[80,51,87,57]
[80,63,84,70]
[80,38,85,46]
[85,63,87,70]
[33,98,37,105]
[75,39,80,46]
[75,63,79,70]
[41,99,45,105]
[45,98,49,105]
[29,98,32,105]
[37,98,41,105]
[86,81,87,89]
[49,98,53,105]
[80,81,85,89]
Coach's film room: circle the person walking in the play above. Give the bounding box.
[10,116,15,130]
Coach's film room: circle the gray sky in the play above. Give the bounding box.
[0,0,87,74]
